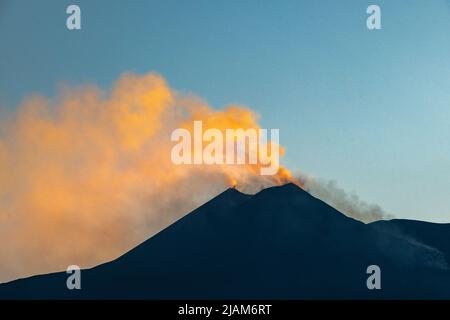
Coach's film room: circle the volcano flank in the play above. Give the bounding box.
[1,183,449,299]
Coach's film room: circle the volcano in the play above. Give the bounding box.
[1,183,449,299]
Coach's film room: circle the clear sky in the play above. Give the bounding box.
[1,0,449,222]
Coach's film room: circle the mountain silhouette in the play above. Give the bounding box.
[1,183,450,299]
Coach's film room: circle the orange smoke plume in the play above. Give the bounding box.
[0,72,298,283]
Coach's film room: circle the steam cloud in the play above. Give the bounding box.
[298,173,393,223]
[0,72,295,283]
[0,72,389,283]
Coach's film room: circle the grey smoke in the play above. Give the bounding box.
[298,174,394,223]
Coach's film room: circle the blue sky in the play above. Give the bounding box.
[1,0,450,222]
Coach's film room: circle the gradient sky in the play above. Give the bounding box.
[1,0,449,222]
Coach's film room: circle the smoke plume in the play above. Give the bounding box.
[298,173,393,223]
[0,72,295,283]
[0,71,389,283]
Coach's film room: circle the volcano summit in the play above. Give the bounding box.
[1,183,449,299]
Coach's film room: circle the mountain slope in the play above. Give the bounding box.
[370,219,450,267]
[1,183,450,299]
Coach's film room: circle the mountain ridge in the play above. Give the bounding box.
[1,183,449,299]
